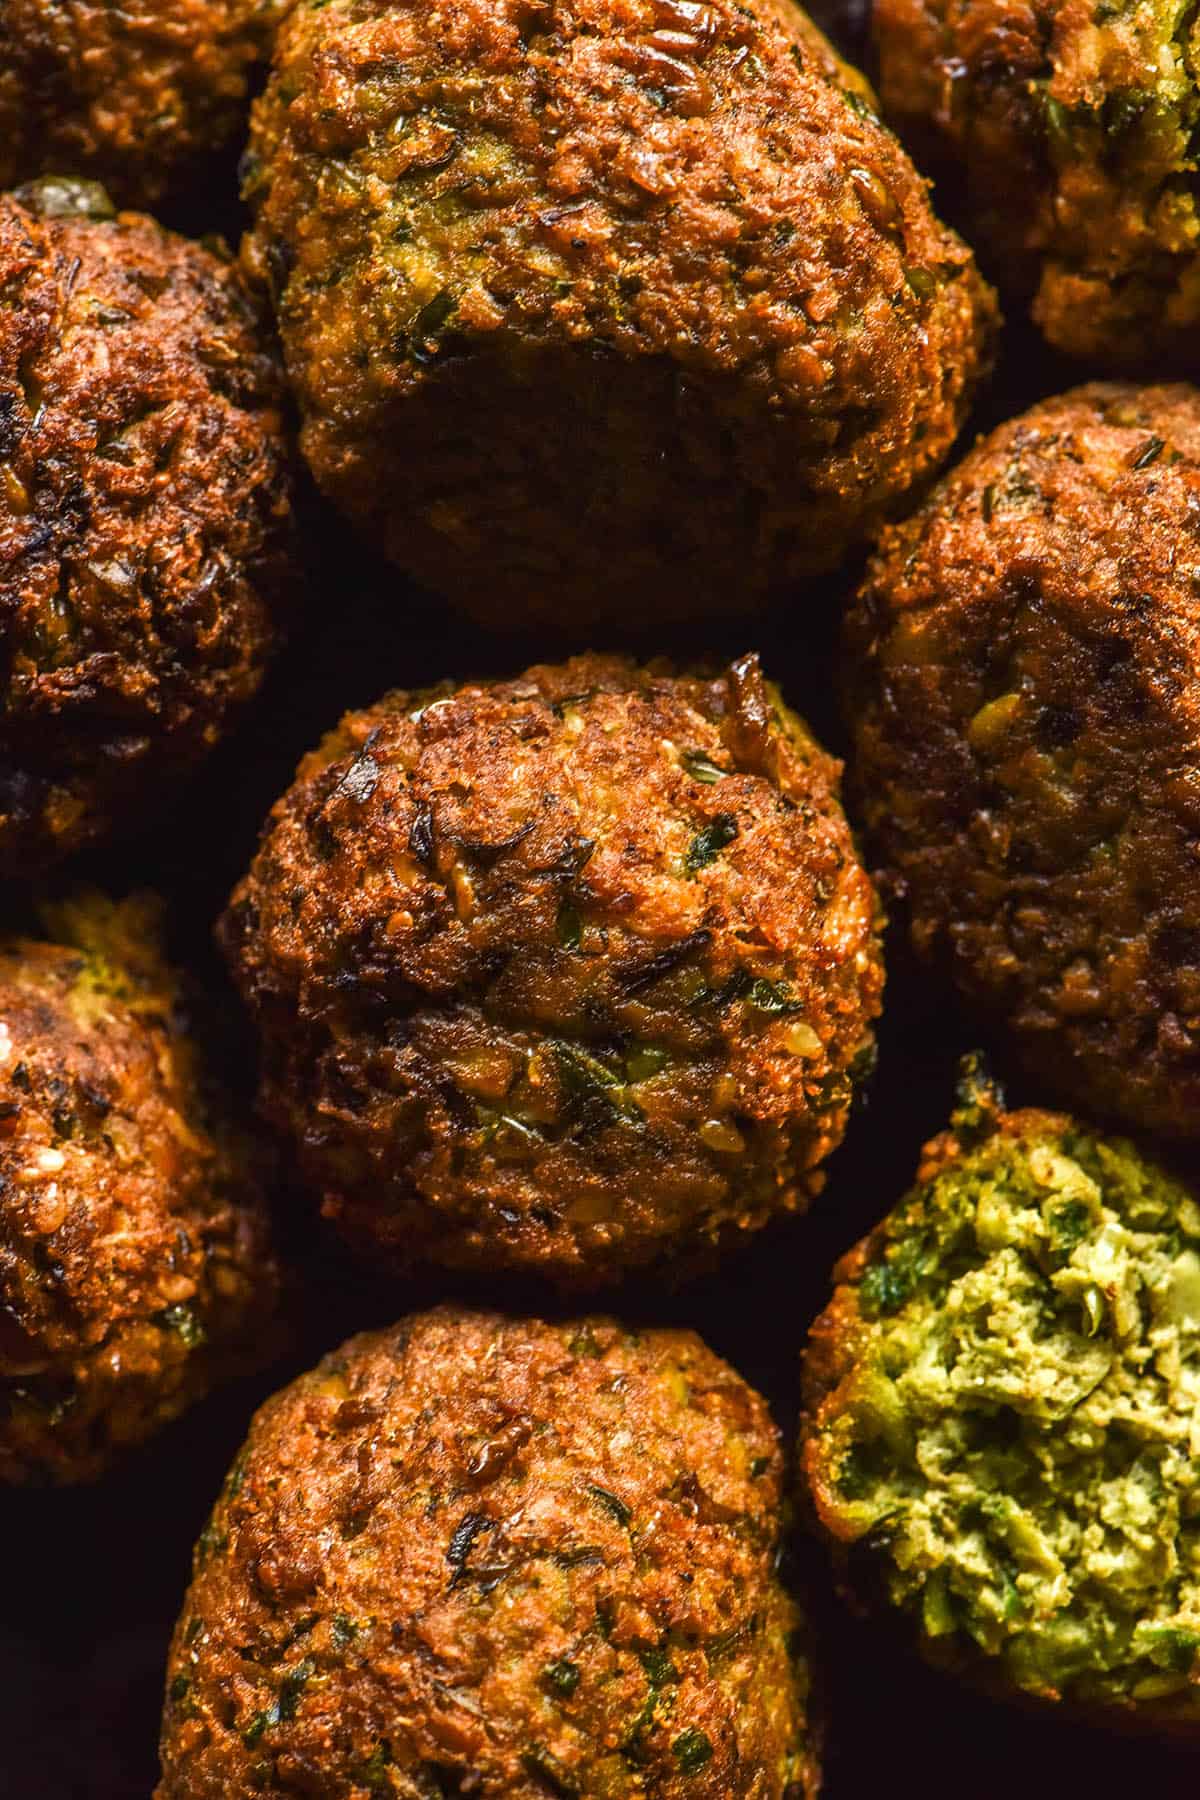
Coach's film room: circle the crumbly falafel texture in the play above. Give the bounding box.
[242,0,996,625]
[159,1307,819,1798]
[803,1068,1200,1719]
[0,0,289,209]
[0,892,277,1484]
[0,181,296,872]
[873,0,1200,366]
[221,653,883,1284]
[848,381,1200,1141]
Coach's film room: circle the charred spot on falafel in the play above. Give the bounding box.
[801,1063,1200,1722]
[847,381,1200,1141]
[0,891,278,1485]
[0,181,296,873]
[158,1306,818,1798]
[241,0,996,626]
[220,652,884,1284]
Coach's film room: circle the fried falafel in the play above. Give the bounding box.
[801,1064,1200,1723]
[847,382,1200,1141]
[872,0,1200,367]
[241,0,997,627]
[0,892,277,1485]
[0,0,289,211]
[220,652,884,1284]
[0,181,296,873]
[158,1306,819,1798]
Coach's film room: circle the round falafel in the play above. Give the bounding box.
[0,892,278,1485]
[0,181,296,873]
[158,1306,818,1798]
[872,0,1200,367]
[241,0,997,627]
[220,652,884,1284]
[801,1063,1200,1723]
[0,0,290,211]
[847,381,1200,1142]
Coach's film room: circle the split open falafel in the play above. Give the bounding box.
[158,1306,819,1798]
[802,1064,1200,1725]
[848,381,1200,1142]
[242,0,997,626]
[0,180,296,873]
[0,892,277,1485]
[221,652,884,1284]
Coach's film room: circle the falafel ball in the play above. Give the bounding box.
[158,1306,819,1798]
[0,892,278,1485]
[0,180,296,873]
[873,0,1200,367]
[801,1064,1200,1723]
[0,0,289,211]
[847,382,1200,1142]
[220,652,884,1284]
[240,0,997,627]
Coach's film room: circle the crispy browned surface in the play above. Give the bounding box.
[847,382,1200,1140]
[0,0,289,210]
[241,0,996,627]
[0,893,278,1485]
[221,652,884,1284]
[157,1306,818,1799]
[872,0,1200,366]
[0,184,297,873]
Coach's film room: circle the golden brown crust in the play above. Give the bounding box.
[847,381,1200,1140]
[241,0,997,627]
[157,1306,818,1799]
[221,652,884,1284]
[873,0,1200,366]
[0,186,297,872]
[0,894,279,1484]
[0,0,290,209]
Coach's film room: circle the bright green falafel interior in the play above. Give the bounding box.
[806,1073,1200,1710]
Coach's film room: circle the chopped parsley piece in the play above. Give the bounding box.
[685,813,738,872]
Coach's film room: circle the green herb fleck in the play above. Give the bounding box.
[332,1613,358,1648]
[744,977,800,1015]
[1131,436,1165,470]
[552,1042,641,1124]
[542,1658,581,1697]
[408,289,456,365]
[355,1741,395,1795]
[588,1484,632,1527]
[626,1044,670,1083]
[673,1727,714,1773]
[859,1238,926,1317]
[157,1304,206,1348]
[903,265,937,300]
[241,1705,277,1748]
[556,902,583,950]
[1135,1625,1200,1672]
[685,813,738,872]
[638,1646,678,1686]
[278,1658,315,1722]
[1047,1199,1091,1256]
[680,749,726,784]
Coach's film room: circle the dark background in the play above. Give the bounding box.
[4,8,1200,1793]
